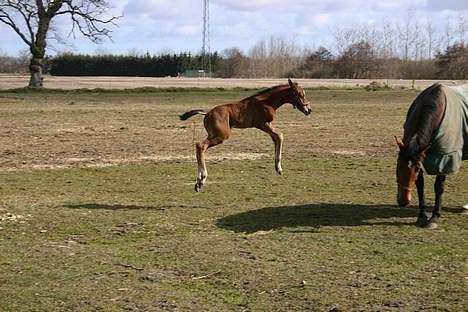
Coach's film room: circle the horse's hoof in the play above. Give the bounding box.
[194,183,201,192]
[415,216,428,227]
[424,222,438,229]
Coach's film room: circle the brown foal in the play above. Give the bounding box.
[180,78,311,192]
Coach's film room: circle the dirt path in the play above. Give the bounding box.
[1,74,463,90]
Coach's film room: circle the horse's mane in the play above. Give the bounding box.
[401,83,445,160]
[243,84,289,101]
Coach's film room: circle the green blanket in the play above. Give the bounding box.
[423,84,468,175]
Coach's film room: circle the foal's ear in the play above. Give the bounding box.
[288,78,294,88]
[394,136,404,150]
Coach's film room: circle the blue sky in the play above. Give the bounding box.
[1,0,467,56]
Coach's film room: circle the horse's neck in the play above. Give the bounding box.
[259,87,291,110]
[404,88,444,147]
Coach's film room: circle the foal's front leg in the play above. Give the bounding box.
[425,175,446,229]
[259,123,283,175]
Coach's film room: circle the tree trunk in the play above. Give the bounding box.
[28,56,44,88]
[28,13,50,88]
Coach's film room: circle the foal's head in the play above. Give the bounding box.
[395,136,430,207]
[288,78,311,116]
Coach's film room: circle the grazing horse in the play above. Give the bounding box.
[395,83,468,228]
[180,78,311,192]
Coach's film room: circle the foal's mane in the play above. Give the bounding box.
[401,83,445,160]
[244,84,290,101]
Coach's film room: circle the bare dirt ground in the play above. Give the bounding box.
[1,74,465,90]
[0,88,416,171]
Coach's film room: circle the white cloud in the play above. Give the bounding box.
[123,0,192,19]
[426,0,468,11]
[174,25,199,36]
[1,0,467,56]
[215,0,280,12]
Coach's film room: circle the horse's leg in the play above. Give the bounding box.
[463,203,468,215]
[258,123,283,175]
[195,127,229,192]
[415,170,428,227]
[195,139,208,192]
[425,175,446,229]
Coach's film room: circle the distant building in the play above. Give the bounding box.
[178,70,210,78]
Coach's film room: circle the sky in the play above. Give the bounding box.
[1,0,467,57]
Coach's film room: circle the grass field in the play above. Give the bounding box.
[0,86,467,311]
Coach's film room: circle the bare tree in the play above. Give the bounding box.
[457,14,467,46]
[444,20,454,51]
[0,0,119,87]
[381,21,397,58]
[397,11,417,60]
[412,22,425,61]
[217,47,248,78]
[426,21,436,59]
[249,39,268,78]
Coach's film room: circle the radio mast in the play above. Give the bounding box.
[202,0,211,76]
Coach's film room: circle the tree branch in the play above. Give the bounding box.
[0,1,34,46]
[55,1,120,43]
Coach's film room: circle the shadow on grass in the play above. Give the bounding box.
[63,203,162,210]
[217,203,462,233]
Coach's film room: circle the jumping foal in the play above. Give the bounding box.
[180,78,311,192]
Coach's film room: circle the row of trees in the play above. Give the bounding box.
[286,42,467,80]
[215,40,467,80]
[49,52,220,77]
[213,16,468,79]
[0,53,28,73]
[2,41,466,80]
[43,16,468,80]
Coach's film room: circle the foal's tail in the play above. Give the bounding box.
[179,109,207,121]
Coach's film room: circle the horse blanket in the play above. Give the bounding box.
[423,84,468,175]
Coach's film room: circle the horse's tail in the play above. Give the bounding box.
[179,109,207,121]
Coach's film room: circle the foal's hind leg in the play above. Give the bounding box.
[195,135,227,192]
[258,123,284,175]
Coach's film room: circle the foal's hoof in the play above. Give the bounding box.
[423,222,438,230]
[194,183,202,192]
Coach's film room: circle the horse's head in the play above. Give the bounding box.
[288,78,311,116]
[395,136,430,207]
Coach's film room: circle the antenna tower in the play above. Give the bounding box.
[202,0,211,76]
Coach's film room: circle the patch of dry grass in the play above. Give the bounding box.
[0,88,417,171]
